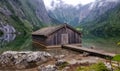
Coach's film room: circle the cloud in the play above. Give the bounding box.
[43,0,95,9]
[62,0,95,5]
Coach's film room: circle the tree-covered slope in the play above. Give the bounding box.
[0,0,52,34]
[79,4,120,38]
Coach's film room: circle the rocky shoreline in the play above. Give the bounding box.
[0,50,107,71]
[0,51,52,70]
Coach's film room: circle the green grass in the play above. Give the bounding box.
[58,62,69,69]
[77,62,109,71]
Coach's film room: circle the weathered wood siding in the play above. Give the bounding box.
[67,27,81,44]
[32,35,47,45]
[46,27,81,46]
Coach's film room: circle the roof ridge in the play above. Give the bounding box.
[32,24,81,37]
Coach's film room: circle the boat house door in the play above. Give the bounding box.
[61,34,68,44]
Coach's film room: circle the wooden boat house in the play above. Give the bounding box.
[32,24,82,48]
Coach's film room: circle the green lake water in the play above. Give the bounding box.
[0,34,120,54]
[0,34,33,53]
[82,37,120,54]
[0,33,78,55]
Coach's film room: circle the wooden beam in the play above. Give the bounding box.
[62,45,116,58]
[46,45,61,49]
[32,41,46,48]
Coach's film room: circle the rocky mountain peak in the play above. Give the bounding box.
[47,0,120,26]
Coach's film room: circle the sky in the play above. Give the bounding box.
[44,0,95,8]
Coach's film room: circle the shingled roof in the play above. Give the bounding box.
[32,24,81,37]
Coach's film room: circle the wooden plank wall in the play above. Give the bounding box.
[67,27,81,44]
[32,35,47,45]
[46,27,81,46]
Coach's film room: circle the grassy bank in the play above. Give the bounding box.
[82,36,120,54]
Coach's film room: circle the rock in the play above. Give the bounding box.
[82,52,89,57]
[15,60,29,69]
[38,65,57,71]
[54,55,65,60]
[90,46,95,49]
[55,59,68,67]
[67,59,78,65]
[0,51,52,69]
[0,6,12,16]
[105,62,112,69]
[0,53,14,67]
[62,66,70,71]
[0,23,16,34]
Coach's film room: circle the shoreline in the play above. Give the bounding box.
[0,49,107,71]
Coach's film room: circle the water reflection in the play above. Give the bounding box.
[33,45,79,56]
[0,33,32,53]
[0,34,16,48]
[0,33,119,54]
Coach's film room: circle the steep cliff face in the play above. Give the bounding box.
[29,0,51,24]
[81,0,120,23]
[48,3,80,26]
[0,0,52,34]
[0,22,16,34]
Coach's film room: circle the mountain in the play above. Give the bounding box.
[28,0,51,24]
[48,2,81,26]
[79,4,120,37]
[0,0,53,34]
[81,0,120,23]
[48,0,120,26]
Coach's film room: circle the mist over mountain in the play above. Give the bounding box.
[0,0,120,38]
[46,0,120,26]
[48,2,81,26]
[81,0,120,23]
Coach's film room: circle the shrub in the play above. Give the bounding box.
[91,62,109,71]
[115,68,120,71]
[117,42,120,46]
[113,54,120,62]
[113,54,120,70]
[59,62,69,69]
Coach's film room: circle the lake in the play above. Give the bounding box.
[0,34,120,54]
[0,34,33,53]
